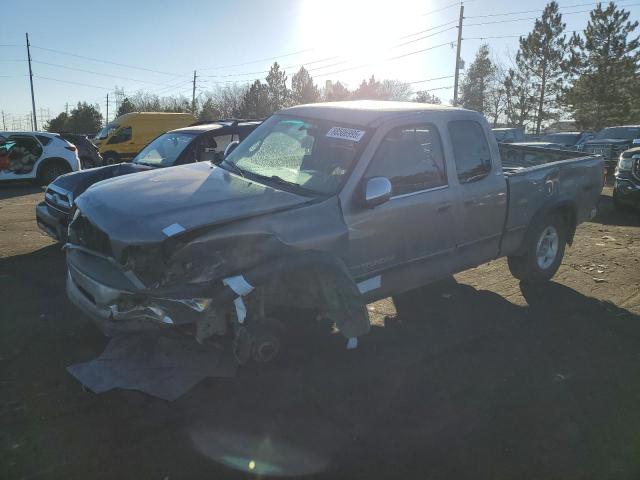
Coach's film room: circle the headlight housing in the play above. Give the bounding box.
[617,156,634,171]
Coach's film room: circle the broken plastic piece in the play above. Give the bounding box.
[162,223,186,237]
[234,297,247,323]
[346,337,358,350]
[223,275,255,296]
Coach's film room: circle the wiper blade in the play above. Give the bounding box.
[220,159,245,178]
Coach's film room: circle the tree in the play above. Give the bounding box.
[516,2,570,133]
[116,97,136,117]
[485,59,508,127]
[353,75,383,99]
[379,80,413,101]
[503,67,537,129]
[324,81,350,101]
[239,80,271,118]
[265,62,290,113]
[413,91,442,104]
[45,112,69,133]
[65,102,103,134]
[564,2,640,130]
[459,44,496,115]
[291,66,320,105]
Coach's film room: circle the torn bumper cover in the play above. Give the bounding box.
[66,246,370,341]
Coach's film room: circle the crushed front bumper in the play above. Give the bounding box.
[36,201,69,242]
[66,247,218,335]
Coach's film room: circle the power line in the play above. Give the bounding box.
[30,44,181,76]
[463,30,580,40]
[465,0,640,19]
[31,60,177,86]
[200,49,314,71]
[406,75,455,84]
[34,75,113,90]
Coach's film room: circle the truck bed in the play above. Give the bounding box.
[497,143,604,257]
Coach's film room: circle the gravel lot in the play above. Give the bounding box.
[1,183,639,479]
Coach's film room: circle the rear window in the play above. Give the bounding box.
[449,121,492,183]
[36,135,53,146]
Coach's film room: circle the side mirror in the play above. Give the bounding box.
[224,141,239,158]
[363,177,392,208]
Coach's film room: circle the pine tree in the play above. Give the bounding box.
[564,2,640,129]
[116,97,136,117]
[291,66,320,105]
[324,81,350,101]
[265,62,290,113]
[353,76,383,100]
[413,91,442,104]
[504,68,537,129]
[239,80,270,118]
[516,2,570,134]
[459,44,496,115]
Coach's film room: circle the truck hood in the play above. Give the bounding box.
[74,162,312,251]
[52,163,153,201]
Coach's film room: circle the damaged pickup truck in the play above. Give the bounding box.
[65,101,603,364]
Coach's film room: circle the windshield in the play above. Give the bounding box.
[133,132,197,167]
[224,114,368,195]
[595,127,640,140]
[542,133,580,145]
[94,122,118,140]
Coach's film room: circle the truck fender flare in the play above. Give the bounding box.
[219,251,370,340]
[518,199,578,255]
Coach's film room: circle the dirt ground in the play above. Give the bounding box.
[1,182,639,480]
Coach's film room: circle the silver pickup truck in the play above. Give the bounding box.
[65,101,603,363]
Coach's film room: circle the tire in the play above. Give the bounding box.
[508,213,566,283]
[37,160,71,185]
[103,153,120,165]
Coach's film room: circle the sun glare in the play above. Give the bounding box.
[299,0,429,69]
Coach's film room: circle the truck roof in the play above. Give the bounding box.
[280,100,466,126]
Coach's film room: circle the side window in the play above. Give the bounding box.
[366,123,447,196]
[448,120,492,183]
[4,135,43,174]
[36,135,52,146]
[107,127,132,144]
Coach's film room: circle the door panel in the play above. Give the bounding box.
[447,120,507,269]
[345,122,456,283]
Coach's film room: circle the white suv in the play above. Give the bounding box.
[0,131,82,184]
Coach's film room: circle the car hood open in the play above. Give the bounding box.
[74,162,312,250]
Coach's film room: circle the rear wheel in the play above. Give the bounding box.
[508,213,566,283]
[37,160,71,185]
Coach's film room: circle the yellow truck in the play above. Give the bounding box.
[93,112,196,164]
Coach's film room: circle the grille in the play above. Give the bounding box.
[68,214,112,257]
[633,156,640,181]
[44,188,71,214]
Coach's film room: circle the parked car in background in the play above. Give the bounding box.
[581,125,640,175]
[540,131,594,149]
[58,132,103,168]
[63,101,602,363]
[492,127,525,143]
[613,146,640,210]
[36,120,260,242]
[93,112,196,164]
[0,131,81,184]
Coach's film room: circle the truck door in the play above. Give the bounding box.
[345,122,456,286]
[447,120,507,269]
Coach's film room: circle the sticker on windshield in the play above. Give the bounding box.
[326,127,366,142]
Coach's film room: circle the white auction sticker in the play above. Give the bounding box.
[326,126,366,142]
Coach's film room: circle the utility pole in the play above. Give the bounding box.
[453,4,464,106]
[1,111,5,130]
[106,93,109,123]
[25,33,37,131]
[192,70,197,115]
[65,102,69,115]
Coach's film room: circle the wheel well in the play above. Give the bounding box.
[36,157,72,178]
[550,204,577,245]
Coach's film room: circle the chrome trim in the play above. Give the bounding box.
[390,184,448,200]
[46,183,74,205]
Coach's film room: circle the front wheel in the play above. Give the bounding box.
[38,161,71,185]
[508,213,566,283]
[102,153,120,165]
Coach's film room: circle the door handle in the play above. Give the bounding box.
[437,203,451,213]
[464,199,476,206]
[582,183,595,191]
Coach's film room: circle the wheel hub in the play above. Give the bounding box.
[536,226,559,270]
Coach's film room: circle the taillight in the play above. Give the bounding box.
[65,146,77,151]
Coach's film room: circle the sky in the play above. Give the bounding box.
[1,0,638,130]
